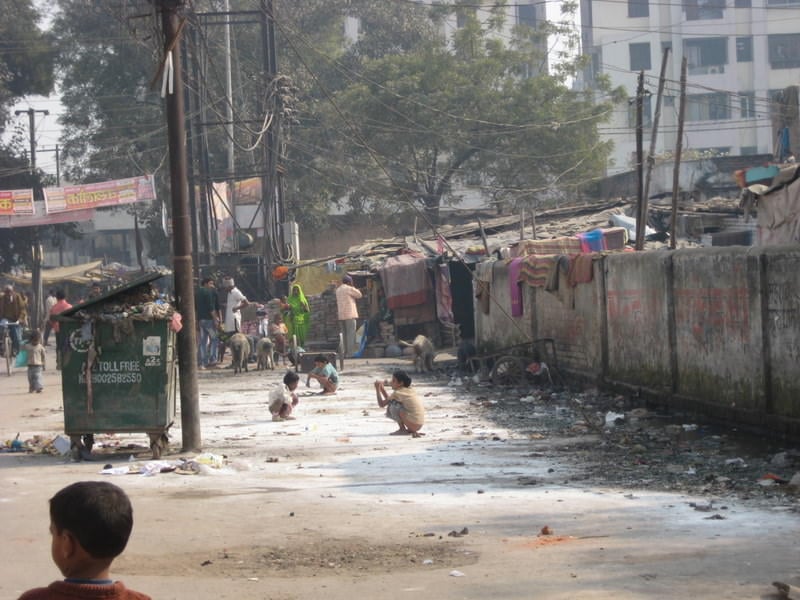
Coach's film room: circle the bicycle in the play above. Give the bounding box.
[0,320,19,376]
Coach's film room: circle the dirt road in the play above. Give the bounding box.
[1,349,798,599]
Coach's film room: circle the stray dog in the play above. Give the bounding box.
[228,333,251,375]
[399,335,435,373]
[256,338,275,371]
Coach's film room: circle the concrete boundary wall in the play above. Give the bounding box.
[475,247,800,437]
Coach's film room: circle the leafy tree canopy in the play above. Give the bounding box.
[281,0,620,225]
[0,0,59,272]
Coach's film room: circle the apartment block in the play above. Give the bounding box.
[580,0,800,174]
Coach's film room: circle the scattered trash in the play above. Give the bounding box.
[52,435,71,456]
[422,559,434,565]
[448,527,469,537]
[682,424,698,432]
[449,570,465,577]
[759,473,788,485]
[201,560,212,567]
[194,453,225,469]
[704,514,726,520]
[540,525,553,536]
[725,457,746,467]
[604,411,625,427]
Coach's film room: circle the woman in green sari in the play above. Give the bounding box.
[284,283,310,347]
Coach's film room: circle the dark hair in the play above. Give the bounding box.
[393,369,412,387]
[283,371,300,386]
[314,354,328,364]
[29,331,41,344]
[342,275,353,285]
[49,481,133,560]
[201,277,214,286]
[56,290,66,300]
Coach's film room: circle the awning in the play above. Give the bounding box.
[3,260,104,286]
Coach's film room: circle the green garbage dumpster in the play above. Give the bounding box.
[56,271,177,460]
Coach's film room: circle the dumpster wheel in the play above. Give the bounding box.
[69,434,94,461]
[149,432,169,459]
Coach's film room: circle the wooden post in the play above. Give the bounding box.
[670,58,688,250]
[642,47,671,241]
[635,71,645,250]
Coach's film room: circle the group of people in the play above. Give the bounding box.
[195,276,315,370]
[195,271,369,370]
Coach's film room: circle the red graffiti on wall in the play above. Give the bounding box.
[675,287,750,348]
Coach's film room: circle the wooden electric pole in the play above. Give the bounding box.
[157,0,201,452]
[634,71,646,250]
[670,57,688,250]
[641,47,671,243]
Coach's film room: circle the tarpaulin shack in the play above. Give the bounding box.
[743,163,800,245]
[55,270,178,460]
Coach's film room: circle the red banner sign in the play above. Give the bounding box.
[44,175,156,214]
[0,189,35,216]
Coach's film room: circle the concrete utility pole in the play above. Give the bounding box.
[14,107,49,330]
[15,108,49,177]
[157,0,201,452]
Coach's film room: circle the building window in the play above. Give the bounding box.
[740,92,756,118]
[684,0,725,19]
[769,34,800,69]
[740,146,758,155]
[767,0,800,5]
[734,0,751,6]
[628,0,649,17]
[630,43,651,71]
[518,4,536,27]
[684,38,727,74]
[686,93,731,121]
[628,95,653,128]
[736,37,753,62]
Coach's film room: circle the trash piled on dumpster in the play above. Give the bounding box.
[69,278,175,324]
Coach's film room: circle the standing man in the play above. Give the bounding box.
[0,284,27,356]
[49,290,72,371]
[195,277,220,369]
[335,275,362,358]
[42,289,57,346]
[220,276,248,364]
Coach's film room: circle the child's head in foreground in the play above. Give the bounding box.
[49,481,133,575]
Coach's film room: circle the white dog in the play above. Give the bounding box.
[399,335,435,373]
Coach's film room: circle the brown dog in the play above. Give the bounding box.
[399,335,435,373]
[228,333,251,375]
[256,338,275,371]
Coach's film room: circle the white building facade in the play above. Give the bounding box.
[580,0,800,174]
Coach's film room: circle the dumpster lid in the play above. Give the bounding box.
[58,269,169,318]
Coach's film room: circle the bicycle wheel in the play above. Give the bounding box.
[490,355,525,386]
